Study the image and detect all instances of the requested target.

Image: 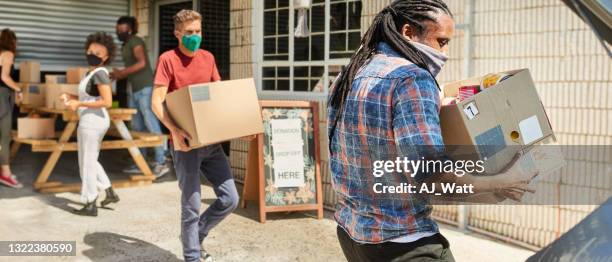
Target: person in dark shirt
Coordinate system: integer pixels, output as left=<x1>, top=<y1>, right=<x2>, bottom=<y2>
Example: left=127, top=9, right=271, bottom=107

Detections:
left=111, top=16, right=169, bottom=178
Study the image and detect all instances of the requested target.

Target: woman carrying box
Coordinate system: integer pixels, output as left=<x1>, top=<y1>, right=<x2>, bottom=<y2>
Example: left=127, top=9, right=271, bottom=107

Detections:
left=64, top=32, right=120, bottom=216
left=0, top=28, right=23, bottom=189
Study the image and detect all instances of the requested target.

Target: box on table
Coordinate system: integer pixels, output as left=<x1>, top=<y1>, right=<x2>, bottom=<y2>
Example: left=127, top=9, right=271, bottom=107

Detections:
left=17, top=83, right=46, bottom=108
left=66, top=67, right=89, bottom=84
left=45, top=84, right=78, bottom=110
left=440, top=69, right=561, bottom=174
left=19, top=61, right=40, bottom=83
left=45, top=74, right=67, bottom=84
left=18, top=117, right=55, bottom=139
left=165, top=78, right=264, bottom=150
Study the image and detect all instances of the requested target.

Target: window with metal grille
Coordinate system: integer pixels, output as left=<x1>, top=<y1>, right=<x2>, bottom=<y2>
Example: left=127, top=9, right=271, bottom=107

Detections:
left=200, top=0, right=230, bottom=80
left=258, top=0, right=362, bottom=96
left=158, top=1, right=193, bottom=56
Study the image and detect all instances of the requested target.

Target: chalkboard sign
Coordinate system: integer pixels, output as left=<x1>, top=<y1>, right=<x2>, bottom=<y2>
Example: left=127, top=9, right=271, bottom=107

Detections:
left=241, top=100, right=323, bottom=223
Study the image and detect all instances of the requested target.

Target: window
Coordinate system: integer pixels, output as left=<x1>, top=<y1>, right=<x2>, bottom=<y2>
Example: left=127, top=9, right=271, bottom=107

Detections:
left=258, top=0, right=362, bottom=95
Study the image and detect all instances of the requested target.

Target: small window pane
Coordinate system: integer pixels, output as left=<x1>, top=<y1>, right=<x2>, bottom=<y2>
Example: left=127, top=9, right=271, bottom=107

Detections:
left=330, top=2, right=347, bottom=31
left=263, top=67, right=276, bottom=78
left=348, top=2, right=362, bottom=30
left=311, top=6, right=325, bottom=33
left=278, top=0, right=289, bottom=8
left=264, top=0, right=276, bottom=9
left=277, top=80, right=290, bottom=91
left=311, top=66, right=324, bottom=77
left=263, top=80, right=276, bottom=90
left=294, top=37, right=309, bottom=61
left=294, top=67, right=309, bottom=77
left=278, top=67, right=290, bottom=78
left=330, top=33, right=346, bottom=52
left=278, top=36, right=289, bottom=53
left=278, top=9, right=289, bottom=34
left=349, top=32, right=361, bottom=50
left=294, top=80, right=309, bottom=92
left=264, top=11, right=277, bottom=36
left=264, top=38, right=276, bottom=54
left=311, top=35, right=324, bottom=60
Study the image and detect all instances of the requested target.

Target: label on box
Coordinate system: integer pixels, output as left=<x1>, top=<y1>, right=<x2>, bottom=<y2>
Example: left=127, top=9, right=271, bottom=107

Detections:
left=463, top=102, right=479, bottom=119
left=475, top=125, right=506, bottom=159
left=519, top=115, right=543, bottom=145
left=29, top=85, right=40, bottom=94
left=190, top=86, right=210, bottom=102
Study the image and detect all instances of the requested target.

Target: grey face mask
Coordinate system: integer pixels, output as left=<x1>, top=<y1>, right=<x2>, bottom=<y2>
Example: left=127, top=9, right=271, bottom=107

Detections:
left=410, top=41, right=448, bottom=77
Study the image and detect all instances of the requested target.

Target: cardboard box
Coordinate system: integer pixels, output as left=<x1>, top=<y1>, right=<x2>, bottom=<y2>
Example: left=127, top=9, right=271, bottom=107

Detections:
left=165, top=78, right=264, bottom=150
left=45, top=84, right=78, bottom=110
left=18, top=117, right=55, bottom=139
left=45, top=74, right=67, bottom=84
left=17, top=83, right=46, bottom=108
left=19, top=61, right=40, bottom=83
left=440, top=69, right=556, bottom=174
left=66, top=67, right=89, bottom=84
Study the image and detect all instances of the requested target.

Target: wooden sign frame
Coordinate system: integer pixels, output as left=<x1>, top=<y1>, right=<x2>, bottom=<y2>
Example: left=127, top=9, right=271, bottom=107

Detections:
left=241, top=100, right=323, bottom=223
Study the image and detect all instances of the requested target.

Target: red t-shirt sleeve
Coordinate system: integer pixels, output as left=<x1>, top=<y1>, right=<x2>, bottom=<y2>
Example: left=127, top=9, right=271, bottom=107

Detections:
left=210, top=54, right=221, bottom=81
left=154, top=55, right=173, bottom=87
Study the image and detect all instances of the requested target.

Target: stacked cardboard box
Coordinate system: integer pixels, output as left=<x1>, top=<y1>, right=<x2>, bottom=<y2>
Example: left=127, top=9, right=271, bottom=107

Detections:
left=18, top=117, right=55, bottom=139
left=19, top=61, right=40, bottom=83
left=66, top=67, right=89, bottom=84
left=17, top=83, right=46, bottom=108
left=45, top=74, right=67, bottom=84
left=440, top=69, right=564, bottom=175
left=45, top=84, right=78, bottom=110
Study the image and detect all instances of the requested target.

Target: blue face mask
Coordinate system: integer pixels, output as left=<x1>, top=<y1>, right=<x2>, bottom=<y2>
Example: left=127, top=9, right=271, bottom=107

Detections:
left=181, top=34, right=202, bottom=52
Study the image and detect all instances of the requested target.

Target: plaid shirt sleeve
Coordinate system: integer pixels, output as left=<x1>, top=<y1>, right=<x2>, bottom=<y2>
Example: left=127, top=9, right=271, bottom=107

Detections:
left=392, top=69, right=447, bottom=182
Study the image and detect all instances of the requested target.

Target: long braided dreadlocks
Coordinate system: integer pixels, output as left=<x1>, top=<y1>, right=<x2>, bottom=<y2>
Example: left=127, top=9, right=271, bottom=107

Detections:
left=327, top=0, right=452, bottom=150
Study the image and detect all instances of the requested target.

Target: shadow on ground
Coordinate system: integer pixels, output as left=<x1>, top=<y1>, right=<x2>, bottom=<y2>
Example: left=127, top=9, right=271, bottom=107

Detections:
left=0, top=145, right=178, bottom=200
left=202, top=185, right=336, bottom=223
left=82, top=232, right=181, bottom=262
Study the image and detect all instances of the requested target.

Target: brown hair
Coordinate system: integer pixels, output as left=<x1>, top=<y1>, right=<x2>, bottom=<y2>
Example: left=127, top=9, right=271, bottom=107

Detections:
left=0, top=28, right=17, bottom=54
left=173, top=9, right=202, bottom=31
left=84, top=32, right=116, bottom=65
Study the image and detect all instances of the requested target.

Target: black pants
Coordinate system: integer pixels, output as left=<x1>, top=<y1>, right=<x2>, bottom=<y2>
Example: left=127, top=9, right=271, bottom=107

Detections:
left=337, top=227, right=455, bottom=262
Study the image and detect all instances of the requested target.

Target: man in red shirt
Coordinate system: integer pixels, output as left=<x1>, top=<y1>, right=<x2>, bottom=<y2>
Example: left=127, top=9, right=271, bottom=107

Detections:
left=151, top=9, right=238, bottom=262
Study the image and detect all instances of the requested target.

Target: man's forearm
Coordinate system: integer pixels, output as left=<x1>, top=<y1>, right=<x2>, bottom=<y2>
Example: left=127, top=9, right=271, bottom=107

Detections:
left=152, top=100, right=178, bottom=132
left=122, top=61, right=146, bottom=76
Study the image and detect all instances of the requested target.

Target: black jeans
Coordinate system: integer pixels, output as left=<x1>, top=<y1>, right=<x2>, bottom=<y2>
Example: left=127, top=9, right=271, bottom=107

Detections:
left=337, top=226, right=455, bottom=262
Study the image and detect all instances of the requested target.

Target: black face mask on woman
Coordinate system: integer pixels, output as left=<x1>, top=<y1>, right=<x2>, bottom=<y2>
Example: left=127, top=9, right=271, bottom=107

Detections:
left=86, top=54, right=103, bottom=66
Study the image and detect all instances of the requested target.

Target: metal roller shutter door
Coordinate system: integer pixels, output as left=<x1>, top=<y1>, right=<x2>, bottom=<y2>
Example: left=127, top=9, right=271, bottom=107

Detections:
left=0, top=0, right=128, bottom=71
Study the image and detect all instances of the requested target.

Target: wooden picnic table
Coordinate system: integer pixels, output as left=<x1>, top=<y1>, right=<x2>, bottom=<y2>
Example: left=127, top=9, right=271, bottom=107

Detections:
left=11, top=106, right=167, bottom=193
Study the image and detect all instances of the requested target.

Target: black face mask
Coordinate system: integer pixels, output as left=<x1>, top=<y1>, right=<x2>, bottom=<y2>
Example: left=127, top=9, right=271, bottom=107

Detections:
left=117, top=32, right=130, bottom=42
left=86, top=54, right=103, bottom=66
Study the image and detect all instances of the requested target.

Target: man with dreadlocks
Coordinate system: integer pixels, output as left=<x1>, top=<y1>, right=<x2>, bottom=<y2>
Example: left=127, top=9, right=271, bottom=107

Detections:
left=327, top=1, right=536, bottom=261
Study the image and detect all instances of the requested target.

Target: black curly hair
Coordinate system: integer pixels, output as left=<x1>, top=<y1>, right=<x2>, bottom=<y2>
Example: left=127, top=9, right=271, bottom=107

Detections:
left=84, top=32, right=116, bottom=65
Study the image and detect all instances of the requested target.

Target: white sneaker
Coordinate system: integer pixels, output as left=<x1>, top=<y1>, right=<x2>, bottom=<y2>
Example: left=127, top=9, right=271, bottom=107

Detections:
left=200, top=248, right=213, bottom=262
left=153, top=164, right=170, bottom=178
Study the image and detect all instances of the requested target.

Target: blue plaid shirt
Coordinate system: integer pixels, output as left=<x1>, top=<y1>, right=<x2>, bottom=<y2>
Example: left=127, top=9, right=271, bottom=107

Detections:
left=328, top=42, right=445, bottom=243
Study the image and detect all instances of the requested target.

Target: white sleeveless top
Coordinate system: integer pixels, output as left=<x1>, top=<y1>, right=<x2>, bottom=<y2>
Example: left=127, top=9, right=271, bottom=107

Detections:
left=77, top=67, right=110, bottom=129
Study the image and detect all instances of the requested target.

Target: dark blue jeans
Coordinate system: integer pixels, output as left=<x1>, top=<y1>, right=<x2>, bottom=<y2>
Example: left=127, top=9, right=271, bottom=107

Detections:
left=172, top=144, right=239, bottom=262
